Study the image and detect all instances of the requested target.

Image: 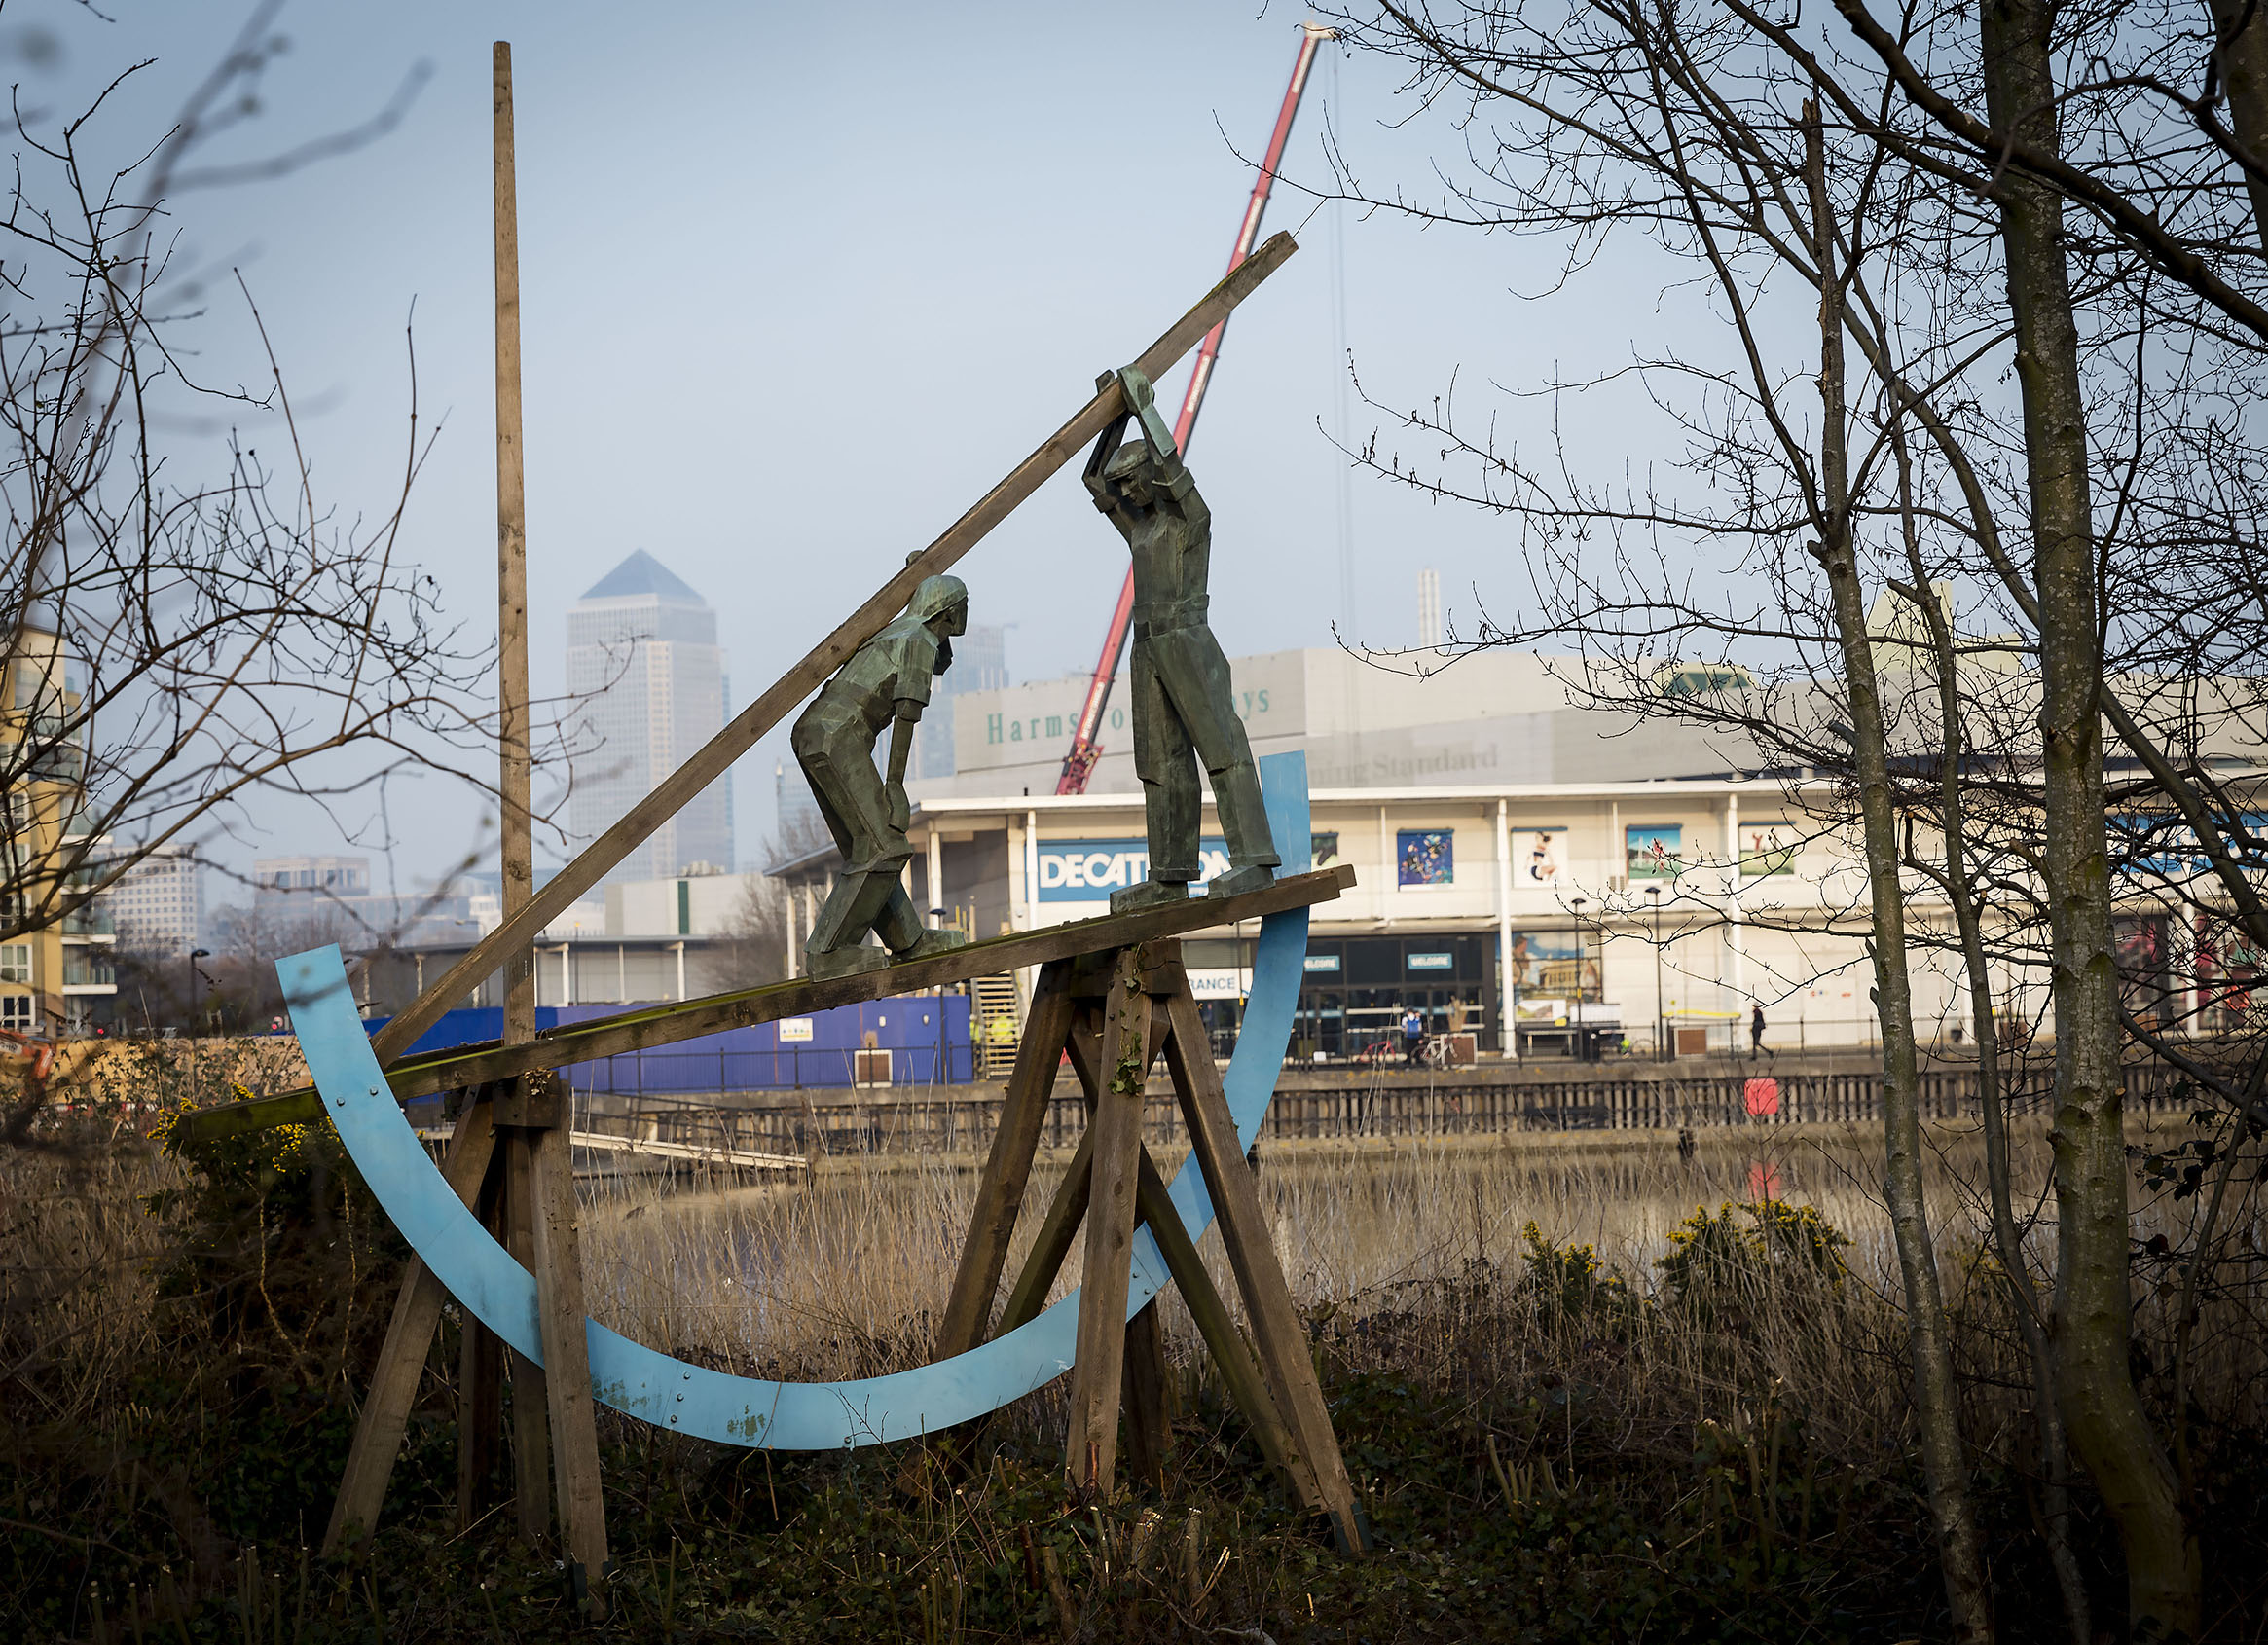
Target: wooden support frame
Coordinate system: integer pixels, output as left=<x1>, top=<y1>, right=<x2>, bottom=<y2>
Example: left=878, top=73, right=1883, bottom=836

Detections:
left=527, top=1109, right=608, bottom=1597
left=502, top=1127, right=550, bottom=1546
left=922, top=938, right=1362, bottom=1536
left=456, top=1163, right=503, bottom=1532
left=933, top=961, right=1078, bottom=1361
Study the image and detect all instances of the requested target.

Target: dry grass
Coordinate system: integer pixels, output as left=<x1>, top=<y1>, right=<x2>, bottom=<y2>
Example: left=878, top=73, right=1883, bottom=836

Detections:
left=0, top=1142, right=181, bottom=1425
left=5, top=1096, right=2266, bottom=1641
left=574, top=1110, right=2267, bottom=1458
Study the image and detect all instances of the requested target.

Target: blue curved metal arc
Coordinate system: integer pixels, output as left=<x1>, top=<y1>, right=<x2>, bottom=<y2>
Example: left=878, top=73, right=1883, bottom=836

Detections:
left=288, top=751, right=1310, bottom=1448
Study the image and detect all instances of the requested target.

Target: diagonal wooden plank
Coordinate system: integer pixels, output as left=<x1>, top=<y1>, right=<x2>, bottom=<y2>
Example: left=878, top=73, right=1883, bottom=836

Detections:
left=180, top=864, right=1352, bottom=1146
left=368, top=232, right=1299, bottom=1068
left=994, top=1127, right=1094, bottom=1340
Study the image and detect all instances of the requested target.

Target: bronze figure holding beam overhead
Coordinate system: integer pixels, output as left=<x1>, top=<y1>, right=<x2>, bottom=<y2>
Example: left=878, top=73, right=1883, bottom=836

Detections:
left=1083, top=364, right=1278, bottom=913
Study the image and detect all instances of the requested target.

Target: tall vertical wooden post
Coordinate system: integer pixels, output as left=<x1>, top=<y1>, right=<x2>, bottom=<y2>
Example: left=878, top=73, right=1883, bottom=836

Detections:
left=490, top=38, right=551, bottom=1551
left=494, top=40, right=610, bottom=1608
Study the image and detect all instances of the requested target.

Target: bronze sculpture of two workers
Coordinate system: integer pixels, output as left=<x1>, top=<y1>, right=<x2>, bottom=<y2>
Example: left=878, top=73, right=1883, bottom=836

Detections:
left=794, top=363, right=1275, bottom=973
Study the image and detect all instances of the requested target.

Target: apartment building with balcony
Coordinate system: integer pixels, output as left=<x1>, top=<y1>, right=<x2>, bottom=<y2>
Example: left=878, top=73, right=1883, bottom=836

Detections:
left=1, top=629, right=115, bottom=1035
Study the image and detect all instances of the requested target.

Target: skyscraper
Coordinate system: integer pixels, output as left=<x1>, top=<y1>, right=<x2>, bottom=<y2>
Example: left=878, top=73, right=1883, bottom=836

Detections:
left=566, top=551, right=733, bottom=885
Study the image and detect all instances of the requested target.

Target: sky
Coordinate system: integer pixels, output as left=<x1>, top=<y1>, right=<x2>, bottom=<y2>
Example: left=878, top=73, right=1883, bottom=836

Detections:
left=18, top=2, right=1684, bottom=902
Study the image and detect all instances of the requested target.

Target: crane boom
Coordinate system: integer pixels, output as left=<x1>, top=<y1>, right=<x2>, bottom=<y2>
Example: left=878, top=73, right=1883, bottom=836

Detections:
left=1054, top=23, right=1333, bottom=796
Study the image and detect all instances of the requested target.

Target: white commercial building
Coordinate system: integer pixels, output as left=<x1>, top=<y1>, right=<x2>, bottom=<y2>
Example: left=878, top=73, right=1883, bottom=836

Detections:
left=567, top=551, right=733, bottom=885
left=751, top=643, right=2169, bottom=1060
left=98, top=843, right=202, bottom=955
left=886, top=779, right=1904, bottom=1060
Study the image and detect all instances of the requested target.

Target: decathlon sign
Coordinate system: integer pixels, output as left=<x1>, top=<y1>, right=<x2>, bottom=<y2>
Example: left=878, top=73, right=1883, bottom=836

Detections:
left=1037, top=836, right=1232, bottom=902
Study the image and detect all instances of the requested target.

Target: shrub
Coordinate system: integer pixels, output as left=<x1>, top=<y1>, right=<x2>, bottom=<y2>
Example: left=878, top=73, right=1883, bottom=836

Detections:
left=1656, top=1199, right=1849, bottom=1321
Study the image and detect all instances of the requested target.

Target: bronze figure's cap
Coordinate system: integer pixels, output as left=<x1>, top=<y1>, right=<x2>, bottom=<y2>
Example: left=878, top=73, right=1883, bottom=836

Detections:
left=909, top=574, right=969, bottom=633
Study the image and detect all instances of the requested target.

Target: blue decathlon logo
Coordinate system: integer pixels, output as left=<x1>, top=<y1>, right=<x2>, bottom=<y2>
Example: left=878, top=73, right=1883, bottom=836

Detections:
left=1037, top=836, right=1232, bottom=902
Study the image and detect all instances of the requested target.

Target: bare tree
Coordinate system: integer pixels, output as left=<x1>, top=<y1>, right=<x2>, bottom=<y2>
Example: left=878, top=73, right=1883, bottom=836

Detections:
left=1322, top=0, right=2268, bottom=1632
left=0, top=9, right=493, bottom=961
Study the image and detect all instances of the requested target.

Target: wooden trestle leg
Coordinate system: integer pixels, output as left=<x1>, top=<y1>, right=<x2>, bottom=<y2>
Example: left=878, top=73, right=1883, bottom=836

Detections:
left=1129, top=1148, right=1314, bottom=1505
left=457, top=1164, right=504, bottom=1532
left=1063, top=948, right=1151, bottom=1490
left=324, top=1095, right=497, bottom=1554
left=933, top=962, right=1078, bottom=1361
left=518, top=1077, right=610, bottom=1612
left=502, top=1128, right=550, bottom=1547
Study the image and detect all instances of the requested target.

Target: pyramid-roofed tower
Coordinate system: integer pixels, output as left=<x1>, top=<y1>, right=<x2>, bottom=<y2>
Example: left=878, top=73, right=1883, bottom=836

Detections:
left=565, top=552, right=734, bottom=885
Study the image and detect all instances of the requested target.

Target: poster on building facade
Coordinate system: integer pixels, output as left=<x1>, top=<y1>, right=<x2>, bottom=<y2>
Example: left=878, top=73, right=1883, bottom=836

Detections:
left=1397, top=828, right=1455, bottom=887
left=1626, top=823, right=1682, bottom=879
left=1512, top=828, right=1568, bottom=887
left=1504, top=929, right=1591, bottom=993
left=1738, top=822, right=1799, bottom=876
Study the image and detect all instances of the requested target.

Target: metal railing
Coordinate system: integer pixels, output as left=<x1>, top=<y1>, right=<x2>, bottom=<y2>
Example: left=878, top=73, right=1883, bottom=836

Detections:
left=566, top=1055, right=2203, bottom=1160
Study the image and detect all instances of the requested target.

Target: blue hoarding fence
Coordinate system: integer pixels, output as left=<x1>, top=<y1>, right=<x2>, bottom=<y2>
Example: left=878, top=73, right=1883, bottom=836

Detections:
left=359, top=993, right=975, bottom=1094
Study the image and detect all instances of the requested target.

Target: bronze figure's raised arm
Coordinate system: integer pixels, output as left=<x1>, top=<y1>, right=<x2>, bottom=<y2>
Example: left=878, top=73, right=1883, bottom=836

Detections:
left=791, top=567, right=972, bottom=978
left=1083, top=364, right=1278, bottom=913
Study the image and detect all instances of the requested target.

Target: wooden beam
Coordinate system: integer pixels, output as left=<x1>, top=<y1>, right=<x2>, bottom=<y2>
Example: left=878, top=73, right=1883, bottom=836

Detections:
left=1064, top=949, right=1152, bottom=1491
left=1122, top=1302, right=1169, bottom=1493
left=1162, top=988, right=1369, bottom=1551
left=323, top=1096, right=496, bottom=1554
left=182, top=865, right=1351, bottom=1145
left=933, top=961, right=1076, bottom=1360
left=368, top=231, right=1300, bottom=1067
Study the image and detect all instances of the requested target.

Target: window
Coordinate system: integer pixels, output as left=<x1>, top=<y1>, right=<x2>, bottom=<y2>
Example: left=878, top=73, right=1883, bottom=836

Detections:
left=63, top=955, right=113, bottom=989
left=1, top=995, right=30, bottom=1030
left=1310, top=832, right=1341, bottom=869
left=0, top=943, right=28, bottom=983
left=1396, top=829, right=1455, bottom=888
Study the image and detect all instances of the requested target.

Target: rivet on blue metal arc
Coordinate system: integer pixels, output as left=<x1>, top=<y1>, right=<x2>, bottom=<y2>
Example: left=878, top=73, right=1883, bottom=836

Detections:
left=283, top=752, right=1315, bottom=1449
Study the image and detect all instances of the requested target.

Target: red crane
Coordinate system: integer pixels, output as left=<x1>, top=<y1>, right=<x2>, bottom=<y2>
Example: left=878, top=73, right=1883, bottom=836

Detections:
left=1054, top=22, right=1334, bottom=795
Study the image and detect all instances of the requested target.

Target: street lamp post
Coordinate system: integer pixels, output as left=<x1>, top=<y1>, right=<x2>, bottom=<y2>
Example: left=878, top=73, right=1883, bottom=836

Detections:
left=1645, top=885, right=1665, bottom=1060
left=188, top=948, right=211, bottom=1034
left=1569, top=896, right=1588, bottom=1061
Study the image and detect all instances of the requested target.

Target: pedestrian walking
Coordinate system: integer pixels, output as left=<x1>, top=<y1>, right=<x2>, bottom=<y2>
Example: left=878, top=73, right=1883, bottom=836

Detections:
left=1750, top=1002, right=1773, bottom=1062
left=1401, top=1005, right=1426, bottom=1067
